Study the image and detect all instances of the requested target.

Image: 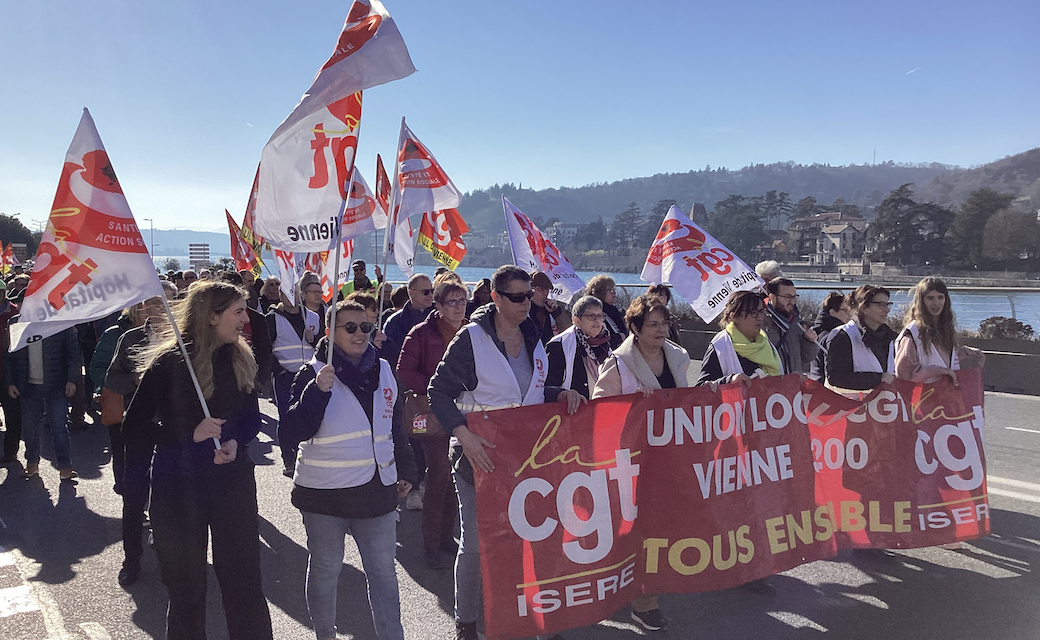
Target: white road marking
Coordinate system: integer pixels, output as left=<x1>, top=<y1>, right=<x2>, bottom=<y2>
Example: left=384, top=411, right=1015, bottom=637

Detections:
left=988, top=475, right=1040, bottom=492
left=80, top=621, right=113, bottom=639
left=0, top=585, right=40, bottom=618
left=0, top=545, right=73, bottom=639
left=988, top=487, right=1040, bottom=504
left=1005, top=426, right=1040, bottom=434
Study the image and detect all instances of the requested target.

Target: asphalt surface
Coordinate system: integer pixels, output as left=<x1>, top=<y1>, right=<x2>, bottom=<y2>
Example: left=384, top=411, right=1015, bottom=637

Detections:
left=0, top=392, right=1037, bottom=640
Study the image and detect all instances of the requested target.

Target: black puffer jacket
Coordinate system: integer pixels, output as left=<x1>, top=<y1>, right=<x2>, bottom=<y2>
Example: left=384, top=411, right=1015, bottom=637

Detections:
left=809, top=312, right=846, bottom=383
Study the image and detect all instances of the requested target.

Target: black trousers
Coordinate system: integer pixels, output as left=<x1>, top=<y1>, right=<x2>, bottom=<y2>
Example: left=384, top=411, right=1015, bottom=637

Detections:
left=1, top=392, right=21, bottom=459
left=150, top=466, right=272, bottom=640
left=112, top=421, right=152, bottom=567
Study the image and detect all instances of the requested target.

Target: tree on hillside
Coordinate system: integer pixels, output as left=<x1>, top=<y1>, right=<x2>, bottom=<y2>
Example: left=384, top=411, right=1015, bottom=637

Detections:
left=709, top=195, right=768, bottom=259
left=763, top=191, right=793, bottom=230
left=609, top=202, right=643, bottom=255
left=794, top=196, right=821, bottom=219
left=829, top=197, right=862, bottom=218
left=982, top=210, right=1040, bottom=267
left=945, top=188, right=1016, bottom=268
left=0, top=213, right=38, bottom=255
left=163, top=257, right=181, bottom=271
left=569, top=217, right=607, bottom=252
left=640, top=199, right=677, bottom=249
left=867, top=184, right=954, bottom=266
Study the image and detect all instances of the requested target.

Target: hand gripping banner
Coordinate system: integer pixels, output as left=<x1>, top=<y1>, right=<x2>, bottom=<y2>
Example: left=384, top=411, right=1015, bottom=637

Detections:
left=469, top=369, right=989, bottom=639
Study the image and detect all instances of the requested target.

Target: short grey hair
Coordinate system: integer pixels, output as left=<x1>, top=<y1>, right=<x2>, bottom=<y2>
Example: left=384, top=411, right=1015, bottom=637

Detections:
left=572, top=295, right=603, bottom=318
left=755, top=260, right=782, bottom=281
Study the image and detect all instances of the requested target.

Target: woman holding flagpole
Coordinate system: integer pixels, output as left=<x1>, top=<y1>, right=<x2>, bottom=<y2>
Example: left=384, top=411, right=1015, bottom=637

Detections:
left=124, top=281, right=272, bottom=640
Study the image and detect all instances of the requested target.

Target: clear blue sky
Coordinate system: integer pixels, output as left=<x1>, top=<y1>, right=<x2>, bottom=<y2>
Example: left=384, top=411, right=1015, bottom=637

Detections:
left=1, top=0, right=1037, bottom=232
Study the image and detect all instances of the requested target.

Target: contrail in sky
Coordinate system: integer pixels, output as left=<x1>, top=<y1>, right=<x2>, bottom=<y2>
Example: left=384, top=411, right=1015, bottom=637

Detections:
left=905, top=66, right=923, bottom=75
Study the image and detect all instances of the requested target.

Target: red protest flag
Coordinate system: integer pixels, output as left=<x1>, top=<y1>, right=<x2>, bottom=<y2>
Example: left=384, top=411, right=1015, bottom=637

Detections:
left=226, top=209, right=262, bottom=278
left=417, top=208, right=468, bottom=270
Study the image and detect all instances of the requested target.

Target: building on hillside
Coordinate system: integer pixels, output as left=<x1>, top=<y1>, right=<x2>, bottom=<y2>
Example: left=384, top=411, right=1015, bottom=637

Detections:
left=548, top=222, right=579, bottom=246
left=814, top=222, right=867, bottom=265
left=786, top=211, right=866, bottom=260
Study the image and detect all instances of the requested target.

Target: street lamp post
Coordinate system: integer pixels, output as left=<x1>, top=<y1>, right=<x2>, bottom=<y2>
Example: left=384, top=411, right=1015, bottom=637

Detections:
left=143, top=218, right=154, bottom=257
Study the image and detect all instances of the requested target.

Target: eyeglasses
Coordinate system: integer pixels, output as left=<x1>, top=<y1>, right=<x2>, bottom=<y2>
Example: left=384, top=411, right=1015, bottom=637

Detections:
left=871, top=301, right=894, bottom=308
left=336, top=321, right=375, bottom=334
left=412, top=288, right=433, bottom=296
left=439, top=298, right=466, bottom=308
left=580, top=313, right=605, bottom=321
left=604, top=288, right=616, bottom=295
left=496, top=290, right=534, bottom=303
left=742, top=308, right=766, bottom=318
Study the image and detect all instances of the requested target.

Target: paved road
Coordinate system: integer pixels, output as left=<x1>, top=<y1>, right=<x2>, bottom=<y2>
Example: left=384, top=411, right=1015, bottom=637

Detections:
left=0, top=393, right=1037, bottom=640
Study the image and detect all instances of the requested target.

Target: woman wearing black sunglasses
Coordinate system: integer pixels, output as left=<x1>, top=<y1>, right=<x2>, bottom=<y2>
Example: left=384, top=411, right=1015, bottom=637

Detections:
left=281, top=300, right=417, bottom=640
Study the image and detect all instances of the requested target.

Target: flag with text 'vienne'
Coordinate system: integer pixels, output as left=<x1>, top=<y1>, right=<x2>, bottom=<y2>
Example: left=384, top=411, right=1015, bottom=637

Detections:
left=9, top=109, right=164, bottom=352
left=255, top=0, right=415, bottom=253
left=225, top=209, right=263, bottom=278
left=641, top=205, right=763, bottom=323
left=502, top=197, right=585, bottom=302
left=417, top=209, right=468, bottom=270
left=386, top=119, right=462, bottom=277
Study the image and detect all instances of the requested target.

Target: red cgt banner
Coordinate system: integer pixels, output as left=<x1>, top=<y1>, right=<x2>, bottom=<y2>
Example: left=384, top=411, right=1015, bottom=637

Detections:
left=469, top=369, right=989, bottom=639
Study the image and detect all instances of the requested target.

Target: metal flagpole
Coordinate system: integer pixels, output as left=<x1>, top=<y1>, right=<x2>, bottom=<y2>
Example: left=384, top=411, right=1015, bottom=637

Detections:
left=158, top=291, right=220, bottom=449
left=327, top=190, right=348, bottom=365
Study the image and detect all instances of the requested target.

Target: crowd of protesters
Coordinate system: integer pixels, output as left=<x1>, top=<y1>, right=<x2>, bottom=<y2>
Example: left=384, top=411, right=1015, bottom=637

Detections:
left=0, top=256, right=986, bottom=640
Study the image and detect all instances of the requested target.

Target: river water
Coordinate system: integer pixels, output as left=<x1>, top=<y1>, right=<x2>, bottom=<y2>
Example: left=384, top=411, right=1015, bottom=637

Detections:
left=380, top=265, right=1040, bottom=333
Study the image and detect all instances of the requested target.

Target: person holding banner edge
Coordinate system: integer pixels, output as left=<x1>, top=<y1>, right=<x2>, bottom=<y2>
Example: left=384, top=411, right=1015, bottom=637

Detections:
left=591, top=294, right=696, bottom=632
left=825, top=284, right=898, bottom=396
left=546, top=295, right=613, bottom=399
left=895, top=276, right=984, bottom=383
left=428, top=265, right=584, bottom=640
left=123, top=280, right=272, bottom=640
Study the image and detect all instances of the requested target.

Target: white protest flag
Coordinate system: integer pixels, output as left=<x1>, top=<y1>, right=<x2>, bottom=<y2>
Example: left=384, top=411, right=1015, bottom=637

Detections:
left=384, top=120, right=462, bottom=278
left=275, top=249, right=302, bottom=303
left=392, top=119, right=462, bottom=222
left=255, top=0, right=415, bottom=253
left=388, top=212, right=417, bottom=278
left=341, top=166, right=388, bottom=241
left=9, top=109, right=165, bottom=352
left=641, top=205, right=764, bottom=322
left=502, top=197, right=585, bottom=302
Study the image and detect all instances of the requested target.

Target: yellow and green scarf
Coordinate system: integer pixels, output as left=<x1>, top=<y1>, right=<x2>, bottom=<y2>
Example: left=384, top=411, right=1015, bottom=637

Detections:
left=726, top=322, right=782, bottom=377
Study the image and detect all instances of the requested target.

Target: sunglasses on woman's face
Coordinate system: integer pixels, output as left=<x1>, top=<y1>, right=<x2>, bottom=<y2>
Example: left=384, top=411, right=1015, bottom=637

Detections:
left=496, top=290, right=535, bottom=304
left=336, top=321, right=375, bottom=334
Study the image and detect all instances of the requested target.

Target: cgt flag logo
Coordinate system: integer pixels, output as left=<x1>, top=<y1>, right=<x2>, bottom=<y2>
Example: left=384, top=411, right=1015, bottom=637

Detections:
left=255, top=0, right=415, bottom=253
left=9, top=108, right=164, bottom=352
left=641, top=205, right=763, bottom=322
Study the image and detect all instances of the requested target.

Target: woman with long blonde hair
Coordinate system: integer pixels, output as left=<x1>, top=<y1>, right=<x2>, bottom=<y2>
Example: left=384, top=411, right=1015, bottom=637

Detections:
left=124, top=281, right=272, bottom=640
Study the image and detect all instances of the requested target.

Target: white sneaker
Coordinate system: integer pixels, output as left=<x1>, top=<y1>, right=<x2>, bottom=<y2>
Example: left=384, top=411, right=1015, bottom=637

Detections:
left=405, top=490, right=423, bottom=510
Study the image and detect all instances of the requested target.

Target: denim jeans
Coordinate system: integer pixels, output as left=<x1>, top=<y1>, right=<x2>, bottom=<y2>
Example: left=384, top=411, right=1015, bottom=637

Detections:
left=453, top=472, right=482, bottom=625
left=20, top=385, right=71, bottom=469
left=302, top=509, right=403, bottom=640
